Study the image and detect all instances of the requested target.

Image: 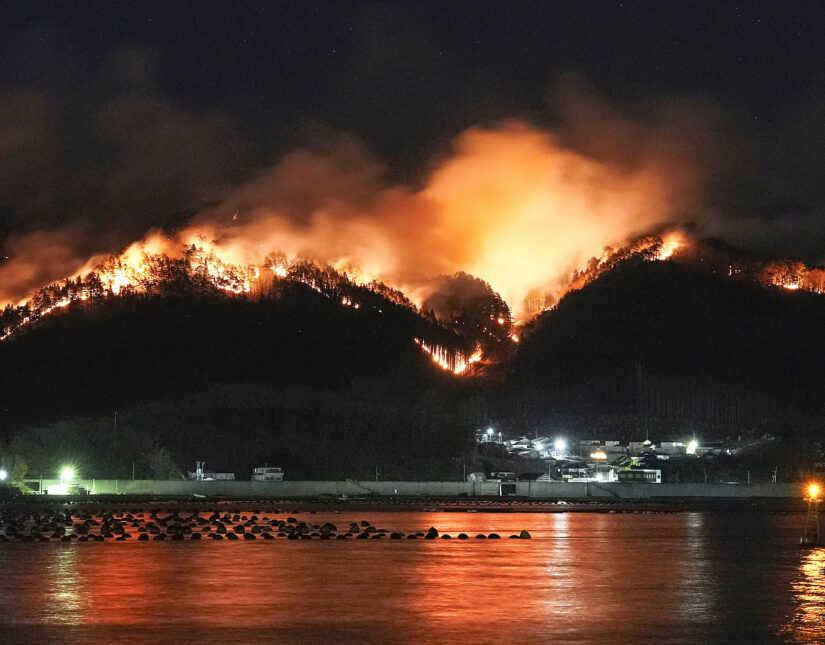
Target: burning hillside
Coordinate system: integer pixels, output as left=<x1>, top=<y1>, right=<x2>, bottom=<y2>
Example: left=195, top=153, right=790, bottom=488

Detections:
left=3, top=223, right=824, bottom=379
left=532, top=229, right=825, bottom=316
left=0, top=234, right=484, bottom=376
left=0, top=111, right=710, bottom=317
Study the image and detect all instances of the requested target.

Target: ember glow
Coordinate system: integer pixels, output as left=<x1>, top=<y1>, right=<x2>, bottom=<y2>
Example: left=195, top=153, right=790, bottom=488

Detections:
left=0, top=231, right=485, bottom=375
left=656, top=231, right=687, bottom=261
left=4, top=214, right=823, bottom=378
left=545, top=232, right=691, bottom=310
left=414, top=339, right=476, bottom=375
left=759, top=261, right=825, bottom=294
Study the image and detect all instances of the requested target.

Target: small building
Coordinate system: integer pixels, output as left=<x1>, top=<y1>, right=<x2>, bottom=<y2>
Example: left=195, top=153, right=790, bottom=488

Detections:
left=617, top=469, right=662, bottom=484
left=476, top=428, right=504, bottom=445
left=629, top=440, right=654, bottom=455
left=561, top=466, right=589, bottom=481
left=46, top=483, right=89, bottom=495
left=580, top=440, right=628, bottom=459
left=185, top=471, right=235, bottom=481
left=187, top=462, right=235, bottom=481
left=695, top=442, right=730, bottom=457
left=592, top=462, right=618, bottom=482
left=252, top=466, right=284, bottom=482
left=659, top=441, right=686, bottom=455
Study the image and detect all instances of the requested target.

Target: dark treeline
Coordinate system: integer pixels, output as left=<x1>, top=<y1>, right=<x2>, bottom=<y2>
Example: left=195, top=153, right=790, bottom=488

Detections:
left=509, top=258, right=825, bottom=432
left=0, top=274, right=483, bottom=480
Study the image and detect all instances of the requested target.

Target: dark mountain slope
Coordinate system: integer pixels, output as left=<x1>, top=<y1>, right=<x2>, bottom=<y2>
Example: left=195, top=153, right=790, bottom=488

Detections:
left=512, top=258, right=825, bottom=426
left=0, top=283, right=466, bottom=431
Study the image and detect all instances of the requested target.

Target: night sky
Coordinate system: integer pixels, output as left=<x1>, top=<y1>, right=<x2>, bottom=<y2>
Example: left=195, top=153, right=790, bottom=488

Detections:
left=2, top=1, right=825, bottom=258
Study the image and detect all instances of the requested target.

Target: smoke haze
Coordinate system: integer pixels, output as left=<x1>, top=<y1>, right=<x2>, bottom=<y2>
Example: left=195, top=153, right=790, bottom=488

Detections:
left=0, top=69, right=815, bottom=316
left=0, top=82, right=717, bottom=314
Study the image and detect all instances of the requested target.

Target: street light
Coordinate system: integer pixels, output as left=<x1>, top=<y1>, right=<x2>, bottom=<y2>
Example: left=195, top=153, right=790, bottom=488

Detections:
left=60, top=466, right=75, bottom=484
left=801, top=481, right=822, bottom=546
left=0, top=469, right=7, bottom=481
left=554, top=438, right=567, bottom=454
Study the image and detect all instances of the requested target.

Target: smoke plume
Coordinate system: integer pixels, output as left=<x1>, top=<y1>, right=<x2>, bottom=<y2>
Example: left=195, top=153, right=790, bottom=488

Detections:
left=1, top=84, right=713, bottom=314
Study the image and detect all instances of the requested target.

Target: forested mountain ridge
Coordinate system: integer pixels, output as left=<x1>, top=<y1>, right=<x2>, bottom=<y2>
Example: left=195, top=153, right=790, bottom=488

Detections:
left=512, top=258, right=825, bottom=428
left=2, top=250, right=824, bottom=480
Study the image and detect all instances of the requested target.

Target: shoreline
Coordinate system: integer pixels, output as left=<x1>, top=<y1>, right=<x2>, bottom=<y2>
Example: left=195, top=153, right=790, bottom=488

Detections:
left=0, top=495, right=809, bottom=514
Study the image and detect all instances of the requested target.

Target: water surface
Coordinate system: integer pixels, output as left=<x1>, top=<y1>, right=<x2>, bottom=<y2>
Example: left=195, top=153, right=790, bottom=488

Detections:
left=0, top=510, right=821, bottom=643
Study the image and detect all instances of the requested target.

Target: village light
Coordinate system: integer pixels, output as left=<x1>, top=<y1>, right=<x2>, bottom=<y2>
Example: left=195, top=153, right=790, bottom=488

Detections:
left=60, top=466, right=75, bottom=483
left=809, top=482, right=822, bottom=500
left=686, top=439, right=698, bottom=455
left=487, top=428, right=494, bottom=436
left=0, top=469, right=7, bottom=481
left=554, top=438, right=567, bottom=453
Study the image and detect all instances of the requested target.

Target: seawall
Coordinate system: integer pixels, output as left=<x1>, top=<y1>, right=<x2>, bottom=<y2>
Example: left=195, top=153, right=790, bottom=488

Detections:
left=24, top=479, right=805, bottom=499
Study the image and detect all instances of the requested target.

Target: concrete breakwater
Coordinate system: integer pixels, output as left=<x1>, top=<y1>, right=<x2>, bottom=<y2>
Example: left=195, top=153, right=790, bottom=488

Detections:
left=23, top=479, right=804, bottom=499
left=0, top=509, right=533, bottom=543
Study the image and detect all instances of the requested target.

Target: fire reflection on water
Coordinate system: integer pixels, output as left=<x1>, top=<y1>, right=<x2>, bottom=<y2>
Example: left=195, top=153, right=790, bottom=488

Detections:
left=0, top=512, right=815, bottom=642
left=539, top=513, right=584, bottom=618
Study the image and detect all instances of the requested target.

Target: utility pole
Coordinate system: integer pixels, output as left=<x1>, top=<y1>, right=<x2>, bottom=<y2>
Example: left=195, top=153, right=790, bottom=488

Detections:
left=113, top=411, right=118, bottom=443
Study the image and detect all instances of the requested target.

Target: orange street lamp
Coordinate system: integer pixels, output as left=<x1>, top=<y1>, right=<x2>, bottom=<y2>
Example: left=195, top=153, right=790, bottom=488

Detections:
left=801, top=481, right=822, bottom=546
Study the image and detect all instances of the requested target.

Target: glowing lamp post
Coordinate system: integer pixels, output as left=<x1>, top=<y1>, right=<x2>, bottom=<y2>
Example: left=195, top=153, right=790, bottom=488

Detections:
left=0, top=469, right=7, bottom=482
left=60, top=467, right=75, bottom=485
left=801, top=482, right=822, bottom=547
left=552, top=438, right=567, bottom=457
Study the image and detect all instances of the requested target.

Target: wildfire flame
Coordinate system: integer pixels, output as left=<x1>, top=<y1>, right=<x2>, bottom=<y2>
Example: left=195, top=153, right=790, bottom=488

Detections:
left=414, top=338, right=478, bottom=375
left=758, top=260, right=825, bottom=294
left=4, top=220, right=825, bottom=378
left=0, top=118, right=706, bottom=320
left=0, top=232, right=483, bottom=376
left=656, top=231, right=686, bottom=261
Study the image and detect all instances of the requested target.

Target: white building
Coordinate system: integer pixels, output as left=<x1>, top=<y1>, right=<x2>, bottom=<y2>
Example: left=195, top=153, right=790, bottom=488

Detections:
left=252, top=466, right=284, bottom=481
left=187, top=461, right=235, bottom=481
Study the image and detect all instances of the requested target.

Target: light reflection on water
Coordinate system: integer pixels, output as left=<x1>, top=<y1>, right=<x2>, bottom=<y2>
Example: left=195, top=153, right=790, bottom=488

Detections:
left=783, top=547, right=825, bottom=642
left=45, top=546, right=89, bottom=624
left=0, top=511, right=819, bottom=643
